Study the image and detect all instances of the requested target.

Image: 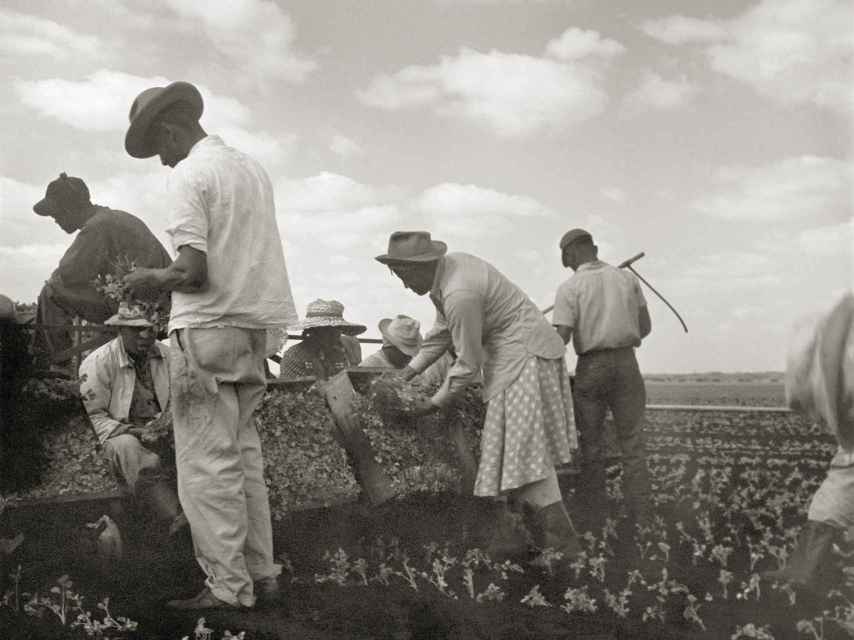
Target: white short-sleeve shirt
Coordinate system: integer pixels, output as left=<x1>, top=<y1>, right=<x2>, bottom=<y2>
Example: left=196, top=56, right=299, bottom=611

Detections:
left=553, top=260, right=647, bottom=355
left=165, top=135, right=298, bottom=332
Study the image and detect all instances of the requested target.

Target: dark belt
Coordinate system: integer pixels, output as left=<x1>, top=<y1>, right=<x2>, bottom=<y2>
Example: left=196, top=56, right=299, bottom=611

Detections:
left=578, top=345, right=635, bottom=357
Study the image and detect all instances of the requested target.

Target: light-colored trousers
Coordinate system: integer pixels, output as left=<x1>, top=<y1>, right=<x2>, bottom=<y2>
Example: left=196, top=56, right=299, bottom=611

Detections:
left=103, top=434, right=163, bottom=493
left=170, top=327, right=280, bottom=607
left=809, top=447, right=854, bottom=529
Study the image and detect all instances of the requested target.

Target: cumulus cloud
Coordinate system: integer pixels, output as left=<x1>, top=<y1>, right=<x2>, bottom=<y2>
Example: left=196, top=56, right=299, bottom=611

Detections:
left=329, top=134, right=363, bottom=159
left=641, top=15, right=727, bottom=44
left=357, top=44, right=615, bottom=137
left=0, top=9, right=102, bottom=59
left=695, top=155, right=853, bottom=222
left=0, top=176, right=68, bottom=248
left=274, top=173, right=406, bottom=255
left=277, top=172, right=402, bottom=213
left=414, top=183, right=555, bottom=219
left=545, top=27, right=625, bottom=61
left=14, top=69, right=289, bottom=166
left=623, top=71, right=698, bottom=113
left=642, top=0, right=854, bottom=113
left=164, top=0, right=316, bottom=85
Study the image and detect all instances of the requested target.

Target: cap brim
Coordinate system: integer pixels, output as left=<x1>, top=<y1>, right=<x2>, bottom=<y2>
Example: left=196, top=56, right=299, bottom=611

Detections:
left=33, top=196, right=60, bottom=217
left=375, top=240, right=447, bottom=265
left=104, top=317, right=153, bottom=327
left=125, top=82, right=203, bottom=159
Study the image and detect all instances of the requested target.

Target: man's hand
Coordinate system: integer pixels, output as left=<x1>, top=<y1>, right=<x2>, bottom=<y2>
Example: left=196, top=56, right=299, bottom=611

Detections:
left=123, top=246, right=208, bottom=294
left=108, top=423, right=131, bottom=439
left=399, top=365, right=418, bottom=382
left=126, top=426, right=147, bottom=440
left=409, top=397, right=439, bottom=417
left=124, top=267, right=161, bottom=291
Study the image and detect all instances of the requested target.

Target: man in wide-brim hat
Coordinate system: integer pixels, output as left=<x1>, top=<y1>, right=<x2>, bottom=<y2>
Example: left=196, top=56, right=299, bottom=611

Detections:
left=377, top=231, right=582, bottom=563
left=121, top=80, right=298, bottom=611
left=79, top=302, right=187, bottom=543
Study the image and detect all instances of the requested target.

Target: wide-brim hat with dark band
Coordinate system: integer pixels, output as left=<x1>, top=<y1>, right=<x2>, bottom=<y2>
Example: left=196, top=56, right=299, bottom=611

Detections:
left=379, top=315, right=422, bottom=357
left=104, top=302, right=155, bottom=328
left=559, top=228, right=593, bottom=251
left=33, top=172, right=90, bottom=217
left=125, top=81, right=204, bottom=159
left=294, top=299, right=367, bottom=336
left=375, top=231, right=447, bottom=265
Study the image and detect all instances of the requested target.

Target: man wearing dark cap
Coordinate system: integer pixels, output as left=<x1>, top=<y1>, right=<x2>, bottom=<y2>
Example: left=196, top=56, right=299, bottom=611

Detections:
left=122, top=81, right=298, bottom=610
left=32, top=173, right=171, bottom=368
left=553, top=228, right=653, bottom=529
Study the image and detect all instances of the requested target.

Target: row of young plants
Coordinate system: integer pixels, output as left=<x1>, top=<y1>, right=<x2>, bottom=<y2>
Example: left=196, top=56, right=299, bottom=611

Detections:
left=293, top=411, right=854, bottom=639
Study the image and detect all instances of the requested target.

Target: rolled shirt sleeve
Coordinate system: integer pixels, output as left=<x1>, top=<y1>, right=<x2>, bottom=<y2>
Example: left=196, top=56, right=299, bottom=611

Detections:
left=429, top=289, right=484, bottom=408
left=552, top=280, right=576, bottom=329
left=165, top=169, right=209, bottom=253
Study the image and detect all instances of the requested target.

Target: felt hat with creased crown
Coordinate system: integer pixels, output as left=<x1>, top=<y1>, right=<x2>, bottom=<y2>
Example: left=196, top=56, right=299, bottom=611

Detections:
left=295, top=299, right=366, bottom=336
left=125, top=81, right=203, bottom=159
left=375, top=231, right=447, bottom=266
left=378, top=315, right=422, bottom=356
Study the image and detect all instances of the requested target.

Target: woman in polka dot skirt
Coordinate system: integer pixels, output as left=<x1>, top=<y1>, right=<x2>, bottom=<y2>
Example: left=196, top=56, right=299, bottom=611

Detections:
left=376, top=231, right=580, bottom=561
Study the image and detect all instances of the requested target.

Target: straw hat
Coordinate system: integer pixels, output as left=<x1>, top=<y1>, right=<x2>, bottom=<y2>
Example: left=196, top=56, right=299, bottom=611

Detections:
left=295, top=299, right=366, bottom=336
left=375, top=231, right=447, bottom=265
left=104, top=302, right=155, bottom=328
left=378, top=315, right=422, bottom=357
left=125, top=81, right=203, bottom=158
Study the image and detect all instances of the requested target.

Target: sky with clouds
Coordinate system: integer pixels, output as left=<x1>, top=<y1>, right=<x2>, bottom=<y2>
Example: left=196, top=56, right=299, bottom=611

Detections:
left=0, top=0, right=851, bottom=373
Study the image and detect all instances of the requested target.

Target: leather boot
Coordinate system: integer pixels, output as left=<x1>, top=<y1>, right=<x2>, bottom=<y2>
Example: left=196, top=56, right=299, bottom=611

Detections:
left=530, top=501, right=582, bottom=562
left=762, top=521, right=839, bottom=590
left=485, top=501, right=531, bottom=559
left=139, top=480, right=187, bottom=537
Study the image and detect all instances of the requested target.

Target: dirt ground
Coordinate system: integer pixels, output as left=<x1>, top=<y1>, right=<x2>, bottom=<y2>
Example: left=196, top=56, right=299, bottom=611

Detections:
left=1, top=477, right=812, bottom=640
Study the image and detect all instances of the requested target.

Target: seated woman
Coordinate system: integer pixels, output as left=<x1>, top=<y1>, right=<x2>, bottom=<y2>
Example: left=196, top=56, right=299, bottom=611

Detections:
left=278, top=299, right=363, bottom=381
left=78, top=303, right=186, bottom=538
left=276, top=299, right=396, bottom=503
left=361, top=314, right=454, bottom=387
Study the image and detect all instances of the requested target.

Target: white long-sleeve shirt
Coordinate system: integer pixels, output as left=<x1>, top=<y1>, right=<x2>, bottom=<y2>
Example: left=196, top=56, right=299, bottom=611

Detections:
left=79, top=337, right=170, bottom=444
left=409, top=253, right=565, bottom=407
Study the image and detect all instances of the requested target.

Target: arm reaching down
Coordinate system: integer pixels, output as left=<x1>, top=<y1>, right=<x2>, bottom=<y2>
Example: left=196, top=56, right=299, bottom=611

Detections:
left=124, top=245, right=207, bottom=294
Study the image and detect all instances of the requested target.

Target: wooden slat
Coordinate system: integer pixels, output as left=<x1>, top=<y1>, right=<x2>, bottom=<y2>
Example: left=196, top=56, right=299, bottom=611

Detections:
left=646, top=404, right=791, bottom=413
left=51, top=332, right=114, bottom=363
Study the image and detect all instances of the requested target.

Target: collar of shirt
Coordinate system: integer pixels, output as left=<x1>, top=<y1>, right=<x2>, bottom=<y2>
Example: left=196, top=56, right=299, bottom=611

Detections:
left=577, top=259, right=607, bottom=273
left=429, top=256, right=447, bottom=312
left=187, top=134, right=220, bottom=159
left=116, top=338, right=163, bottom=369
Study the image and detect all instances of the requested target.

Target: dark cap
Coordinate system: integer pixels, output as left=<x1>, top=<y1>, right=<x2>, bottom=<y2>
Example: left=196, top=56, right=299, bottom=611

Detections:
left=559, top=228, right=593, bottom=251
left=33, top=172, right=90, bottom=217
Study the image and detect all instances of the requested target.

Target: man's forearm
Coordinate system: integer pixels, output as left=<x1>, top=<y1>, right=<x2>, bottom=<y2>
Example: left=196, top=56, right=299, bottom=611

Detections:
left=126, top=245, right=207, bottom=294
left=129, top=262, right=205, bottom=293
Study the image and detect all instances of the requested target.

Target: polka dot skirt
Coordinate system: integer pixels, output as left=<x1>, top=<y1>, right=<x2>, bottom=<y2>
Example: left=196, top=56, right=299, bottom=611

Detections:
left=474, top=356, right=578, bottom=497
